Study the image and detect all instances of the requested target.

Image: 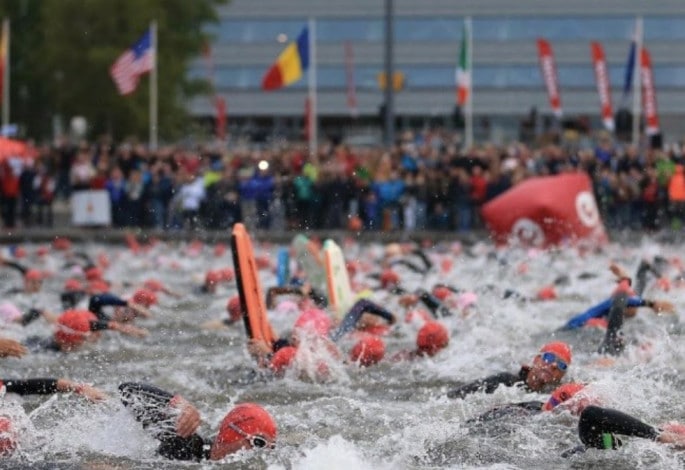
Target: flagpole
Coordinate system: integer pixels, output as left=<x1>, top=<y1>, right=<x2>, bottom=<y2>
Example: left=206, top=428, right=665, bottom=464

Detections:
left=308, top=17, right=317, bottom=164
left=150, top=20, right=158, bottom=151
left=631, top=16, right=642, bottom=148
left=2, top=19, right=10, bottom=131
left=464, top=16, right=473, bottom=149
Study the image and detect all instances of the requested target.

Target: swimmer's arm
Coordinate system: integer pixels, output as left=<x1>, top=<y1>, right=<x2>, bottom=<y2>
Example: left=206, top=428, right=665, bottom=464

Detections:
left=2, top=378, right=106, bottom=401
left=446, top=372, right=519, bottom=399
left=631, top=297, right=676, bottom=314
left=561, top=299, right=612, bottom=330
left=128, top=302, right=153, bottom=319
left=1, top=260, right=27, bottom=275
left=609, top=262, right=631, bottom=282
left=90, top=320, right=148, bottom=338
left=0, top=338, right=27, bottom=358
left=200, top=318, right=230, bottom=330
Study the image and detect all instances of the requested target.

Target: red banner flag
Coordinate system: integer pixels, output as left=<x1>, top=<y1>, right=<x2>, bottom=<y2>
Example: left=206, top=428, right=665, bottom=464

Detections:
left=590, top=42, right=614, bottom=131
left=536, top=39, right=562, bottom=117
left=215, top=96, right=226, bottom=140
left=640, top=48, right=660, bottom=136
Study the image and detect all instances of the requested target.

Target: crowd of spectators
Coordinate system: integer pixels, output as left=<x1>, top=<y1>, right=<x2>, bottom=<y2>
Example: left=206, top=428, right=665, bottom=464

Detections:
left=2, top=128, right=685, bottom=233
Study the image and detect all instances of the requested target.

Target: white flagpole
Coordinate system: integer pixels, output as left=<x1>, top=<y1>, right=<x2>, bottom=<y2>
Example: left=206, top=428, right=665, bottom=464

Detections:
left=308, top=17, right=317, bottom=163
left=150, top=20, right=158, bottom=151
left=2, top=19, right=10, bottom=131
left=464, top=17, right=473, bottom=149
left=631, top=16, right=642, bottom=148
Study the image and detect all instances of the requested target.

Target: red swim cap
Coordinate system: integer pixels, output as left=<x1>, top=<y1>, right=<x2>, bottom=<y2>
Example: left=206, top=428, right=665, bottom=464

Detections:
left=52, top=237, right=72, bottom=251
left=214, top=243, right=227, bottom=257
left=24, top=269, right=43, bottom=281
left=227, top=296, right=242, bottom=322
left=432, top=286, right=452, bottom=301
left=416, top=322, right=449, bottom=356
left=55, top=310, right=97, bottom=348
left=214, top=403, right=277, bottom=450
left=536, top=285, right=557, bottom=301
left=64, top=278, right=84, bottom=292
left=350, top=336, right=385, bottom=366
left=0, top=416, right=17, bottom=456
left=540, top=341, right=572, bottom=365
left=543, top=382, right=586, bottom=411
left=270, top=346, right=297, bottom=374
left=85, top=267, right=103, bottom=281
left=88, top=279, right=110, bottom=294
left=205, top=270, right=222, bottom=286
left=218, top=268, right=235, bottom=282
left=132, top=289, right=158, bottom=308
left=294, top=308, right=332, bottom=336
left=380, top=269, right=400, bottom=289
left=143, top=279, right=164, bottom=292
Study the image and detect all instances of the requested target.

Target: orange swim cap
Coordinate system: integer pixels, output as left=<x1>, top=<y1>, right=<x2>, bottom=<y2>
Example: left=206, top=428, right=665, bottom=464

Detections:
left=214, top=403, right=277, bottom=449
left=350, top=336, right=385, bottom=366
left=52, top=237, right=72, bottom=251
left=143, top=279, right=164, bottom=292
left=88, top=279, right=110, bottom=294
left=55, top=310, right=97, bottom=349
left=227, top=295, right=242, bottom=322
left=0, top=416, right=17, bottom=456
left=85, top=267, right=103, bottom=281
left=205, top=270, right=222, bottom=286
left=270, top=346, right=297, bottom=375
left=293, top=308, right=332, bottom=336
left=64, top=278, right=84, bottom=292
left=380, top=269, right=400, bottom=289
left=416, top=321, right=449, bottom=356
left=539, top=341, right=572, bottom=365
left=543, top=382, right=586, bottom=411
left=132, top=289, right=158, bottom=308
left=432, top=286, right=452, bottom=301
left=536, top=285, right=557, bottom=301
left=24, top=269, right=43, bottom=281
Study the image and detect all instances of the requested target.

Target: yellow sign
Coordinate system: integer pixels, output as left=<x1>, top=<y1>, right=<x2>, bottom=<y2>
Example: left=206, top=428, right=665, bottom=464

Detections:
left=377, top=71, right=405, bottom=91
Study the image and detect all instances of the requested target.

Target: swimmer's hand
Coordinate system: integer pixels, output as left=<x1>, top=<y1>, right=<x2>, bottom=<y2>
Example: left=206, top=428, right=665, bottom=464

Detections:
left=609, top=262, right=630, bottom=281
left=170, top=396, right=201, bottom=438
left=56, top=379, right=108, bottom=403
left=0, top=338, right=27, bottom=358
left=248, top=339, right=272, bottom=359
left=109, top=322, right=149, bottom=338
left=650, top=300, right=675, bottom=314
left=658, top=423, right=685, bottom=449
left=399, top=294, right=419, bottom=308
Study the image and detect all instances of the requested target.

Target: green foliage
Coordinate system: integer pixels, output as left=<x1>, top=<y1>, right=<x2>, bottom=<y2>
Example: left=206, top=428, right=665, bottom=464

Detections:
left=0, top=0, right=226, bottom=141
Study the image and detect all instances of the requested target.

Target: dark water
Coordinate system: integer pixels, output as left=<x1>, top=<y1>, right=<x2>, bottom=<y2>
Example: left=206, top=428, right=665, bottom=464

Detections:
left=1, top=239, right=685, bottom=469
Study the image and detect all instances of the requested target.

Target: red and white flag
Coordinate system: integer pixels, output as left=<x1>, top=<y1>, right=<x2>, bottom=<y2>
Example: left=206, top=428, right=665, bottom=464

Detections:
left=110, top=29, right=154, bottom=95
left=536, top=39, right=562, bottom=117
left=590, top=42, right=614, bottom=131
left=640, top=48, right=660, bottom=136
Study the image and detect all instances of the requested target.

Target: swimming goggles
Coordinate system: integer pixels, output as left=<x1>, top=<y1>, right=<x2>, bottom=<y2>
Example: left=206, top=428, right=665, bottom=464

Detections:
left=539, top=352, right=568, bottom=371
left=226, top=422, right=271, bottom=449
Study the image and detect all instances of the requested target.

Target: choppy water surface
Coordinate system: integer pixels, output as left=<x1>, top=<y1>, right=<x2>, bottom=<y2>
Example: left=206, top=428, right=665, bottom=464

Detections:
left=2, top=237, right=685, bottom=469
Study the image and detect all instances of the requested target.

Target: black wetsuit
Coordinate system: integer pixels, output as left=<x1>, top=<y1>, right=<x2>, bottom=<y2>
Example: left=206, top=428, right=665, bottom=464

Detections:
left=88, top=293, right=128, bottom=321
left=447, top=366, right=531, bottom=399
left=61, top=290, right=87, bottom=309
left=578, top=405, right=659, bottom=450
left=329, top=299, right=395, bottom=342
left=467, top=401, right=544, bottom=424
left=266, top=285, right=328, bottom=309
left=0, top=378, right=62, bottom=395
left=598, top=292, right=628, bottom=356
left=387, top=285, right=453, bottom=318
left=119, top=382, right=211, bottom=461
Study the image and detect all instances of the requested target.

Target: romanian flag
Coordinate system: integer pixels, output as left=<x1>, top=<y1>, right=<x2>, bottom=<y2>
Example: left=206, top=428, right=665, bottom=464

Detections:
left=262, top=27, right=309, bottom=91
left=455, top=20, right=470, bottom=106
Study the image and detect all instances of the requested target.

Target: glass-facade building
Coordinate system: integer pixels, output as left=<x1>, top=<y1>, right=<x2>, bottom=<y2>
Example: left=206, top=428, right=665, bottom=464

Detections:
left=187, top=0, right=685, bottom=140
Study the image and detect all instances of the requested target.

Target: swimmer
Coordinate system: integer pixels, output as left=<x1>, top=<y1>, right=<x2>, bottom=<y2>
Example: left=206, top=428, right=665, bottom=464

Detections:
left=201, top=295, right=242, bottom=330
left=24, top=309, right=148, bottom=353
left=119, top=382, right=276, bottom=461
left=446, top=341, right=572, bottom=399
left=563, top=405, right=685, bottom=456
left=87, top=292, right=152, bottom=322
left=1, top=377, right=106, bottom=402
left=389, top=321, right=450, bottom=361
left=1, top=258, right=45, bottom=294
left=468, top=382, right=587, bottom=423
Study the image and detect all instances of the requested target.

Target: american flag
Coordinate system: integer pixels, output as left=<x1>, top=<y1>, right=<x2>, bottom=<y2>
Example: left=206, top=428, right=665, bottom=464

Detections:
left=110, top=29, right=154, bottom=95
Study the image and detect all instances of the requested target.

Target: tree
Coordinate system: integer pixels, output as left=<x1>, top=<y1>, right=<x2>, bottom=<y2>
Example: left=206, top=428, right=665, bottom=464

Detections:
left=0, top=0, right=225, bottom=141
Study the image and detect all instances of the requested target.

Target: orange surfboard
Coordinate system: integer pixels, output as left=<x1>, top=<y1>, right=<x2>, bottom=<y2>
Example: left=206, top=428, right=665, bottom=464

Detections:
left=231, top=223, right=276, bottom=344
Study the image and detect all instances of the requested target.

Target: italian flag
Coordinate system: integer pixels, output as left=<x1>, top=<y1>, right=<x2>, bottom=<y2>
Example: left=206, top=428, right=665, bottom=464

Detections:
left=456, top=19, right=470, bottom=106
